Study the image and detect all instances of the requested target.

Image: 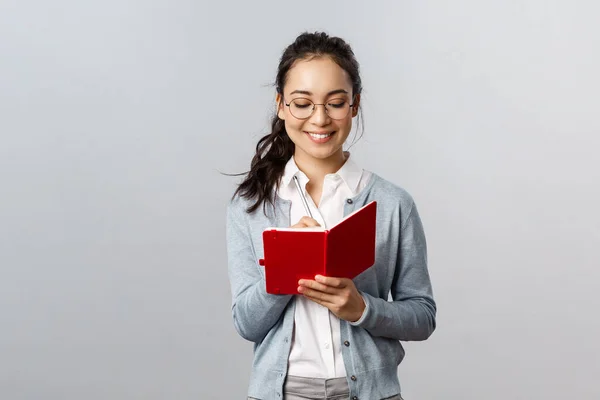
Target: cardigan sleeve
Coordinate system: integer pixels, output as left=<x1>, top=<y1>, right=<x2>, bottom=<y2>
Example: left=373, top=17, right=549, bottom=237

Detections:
left=226, top=197, right=293, bottom=343
left=350, top=200, right=437, bottom=341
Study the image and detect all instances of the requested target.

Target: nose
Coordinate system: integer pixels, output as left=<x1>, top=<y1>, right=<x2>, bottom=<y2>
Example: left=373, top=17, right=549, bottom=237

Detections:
left=310, top=104, right=331, bottom=126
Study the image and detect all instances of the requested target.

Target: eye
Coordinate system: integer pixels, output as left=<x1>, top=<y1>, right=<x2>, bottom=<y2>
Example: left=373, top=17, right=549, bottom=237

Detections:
left=328, top=101, right=347, bottom=109
left=291, top=100, right=312, bottom=109
left=293, top=103, right=312, bottom=109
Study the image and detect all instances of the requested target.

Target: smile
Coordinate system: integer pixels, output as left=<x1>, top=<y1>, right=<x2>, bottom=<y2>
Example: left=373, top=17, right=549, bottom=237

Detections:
left=304, top=131, right=335, bottom=143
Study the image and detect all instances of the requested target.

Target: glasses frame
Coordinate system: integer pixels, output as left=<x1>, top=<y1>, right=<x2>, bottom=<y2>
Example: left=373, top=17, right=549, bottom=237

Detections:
left=283, top=96, right=356, bottom=120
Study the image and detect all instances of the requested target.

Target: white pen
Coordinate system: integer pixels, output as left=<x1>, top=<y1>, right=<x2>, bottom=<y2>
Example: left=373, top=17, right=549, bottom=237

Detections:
left=292, top=175, right=314, bottom=219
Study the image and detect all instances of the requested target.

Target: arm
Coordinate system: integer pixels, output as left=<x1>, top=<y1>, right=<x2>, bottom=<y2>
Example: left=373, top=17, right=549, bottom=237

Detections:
left=226, top=198, right=293, bottom=343
left=350, top=201, right=437, bottom=341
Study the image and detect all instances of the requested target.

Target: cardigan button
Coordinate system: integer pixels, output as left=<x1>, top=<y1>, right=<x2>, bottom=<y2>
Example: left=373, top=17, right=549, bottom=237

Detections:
left=351, top=375, right=357, bottom=381
left=346, top=198, right=353, bottom=204
left=352, top=397, right=358, bottom=400
left=344, top=340, right=350, bottom=347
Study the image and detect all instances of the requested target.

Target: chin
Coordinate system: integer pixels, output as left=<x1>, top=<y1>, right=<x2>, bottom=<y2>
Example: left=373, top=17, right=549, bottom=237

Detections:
left=290, top=132, right=348, bottom=161
left=303, top=147, right=343, bottom=161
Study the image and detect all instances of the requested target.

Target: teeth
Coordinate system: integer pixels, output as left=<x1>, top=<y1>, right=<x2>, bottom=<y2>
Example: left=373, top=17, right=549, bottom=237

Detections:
left=308, top=132, right=332, bottom=139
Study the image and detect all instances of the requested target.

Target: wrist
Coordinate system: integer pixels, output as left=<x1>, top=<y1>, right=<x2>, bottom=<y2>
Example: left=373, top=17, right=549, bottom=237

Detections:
left=351, top=294, right=366, bottom=322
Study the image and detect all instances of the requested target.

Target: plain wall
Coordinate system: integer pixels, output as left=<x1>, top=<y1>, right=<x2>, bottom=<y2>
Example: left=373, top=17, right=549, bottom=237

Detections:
left=1, top=1, right=599, bottom=399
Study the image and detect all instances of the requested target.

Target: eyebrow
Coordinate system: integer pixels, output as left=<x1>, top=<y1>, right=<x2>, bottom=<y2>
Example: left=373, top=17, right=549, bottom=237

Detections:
left=289, top=89, right=349, bottom=96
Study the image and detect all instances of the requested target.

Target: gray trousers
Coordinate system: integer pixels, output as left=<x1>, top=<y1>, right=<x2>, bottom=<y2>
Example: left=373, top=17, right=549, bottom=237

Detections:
left=248, top=375, right=404, bottom=400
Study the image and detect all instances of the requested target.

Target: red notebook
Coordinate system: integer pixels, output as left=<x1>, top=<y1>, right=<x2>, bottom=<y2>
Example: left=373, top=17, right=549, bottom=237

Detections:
left=258, top=201, right=377, bottom=294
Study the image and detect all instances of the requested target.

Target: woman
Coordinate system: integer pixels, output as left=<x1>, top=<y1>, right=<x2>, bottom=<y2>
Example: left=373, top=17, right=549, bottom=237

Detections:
left=226, top=31, right=436, bottom=400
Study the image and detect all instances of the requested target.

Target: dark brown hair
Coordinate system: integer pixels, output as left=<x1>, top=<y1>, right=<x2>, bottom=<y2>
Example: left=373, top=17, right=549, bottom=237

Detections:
left=232, top=32, right=363, bottom=214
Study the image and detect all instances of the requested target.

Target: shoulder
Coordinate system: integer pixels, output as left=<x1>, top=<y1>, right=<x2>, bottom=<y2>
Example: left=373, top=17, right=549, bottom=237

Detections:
left=365, top=172, right=416, bottom=210
left=361, top=171, right=423, bottom=230
left=227, top=192, right=245, bottom=212
left=228, top=192, right=249, bottom=210
left=226, top=193, right=254, bottom=225
left=227, top=192, right=284, bottom=224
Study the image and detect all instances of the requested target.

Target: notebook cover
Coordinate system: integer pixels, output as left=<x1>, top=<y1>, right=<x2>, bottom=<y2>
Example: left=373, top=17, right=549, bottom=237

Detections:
left=260, top=229, right=326, bottom=294
left=325, top=201, right=377, bottom=279
left=259, top=201, right=377, bottom=294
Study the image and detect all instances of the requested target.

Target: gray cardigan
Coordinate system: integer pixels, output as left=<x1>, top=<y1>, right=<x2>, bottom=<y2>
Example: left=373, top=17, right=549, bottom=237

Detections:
left=226, top=172, right=436, bottom=400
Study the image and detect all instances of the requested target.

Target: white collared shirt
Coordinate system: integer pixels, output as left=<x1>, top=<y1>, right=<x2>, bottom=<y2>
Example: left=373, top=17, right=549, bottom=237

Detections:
left=278, top=153, right=372, bottom=378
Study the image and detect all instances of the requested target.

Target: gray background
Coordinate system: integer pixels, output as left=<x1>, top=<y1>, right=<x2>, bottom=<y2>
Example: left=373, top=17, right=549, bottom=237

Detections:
left=1, top=1, right=599, bottom=399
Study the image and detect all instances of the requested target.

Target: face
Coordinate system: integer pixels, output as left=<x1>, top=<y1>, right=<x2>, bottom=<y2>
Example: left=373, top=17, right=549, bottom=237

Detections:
left=276, top=56, right=360, bottom=165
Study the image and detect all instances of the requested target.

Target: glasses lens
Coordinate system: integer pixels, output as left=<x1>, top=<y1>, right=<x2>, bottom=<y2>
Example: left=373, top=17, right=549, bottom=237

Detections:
left=326, top=99, right=351, bottom=120
left=289, top=98, right=352, bottom=120
left=289, top=99, right=314, bottom=119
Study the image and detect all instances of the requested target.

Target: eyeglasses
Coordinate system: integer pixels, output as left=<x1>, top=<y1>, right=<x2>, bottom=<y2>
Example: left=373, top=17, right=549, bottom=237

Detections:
left=284, top=97, right=355, bottom=120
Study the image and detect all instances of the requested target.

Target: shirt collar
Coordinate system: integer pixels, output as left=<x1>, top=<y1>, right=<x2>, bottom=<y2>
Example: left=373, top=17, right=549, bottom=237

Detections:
left=280, top=152, right=364, bottom=194
left=281, top=156, right=302, bottom=188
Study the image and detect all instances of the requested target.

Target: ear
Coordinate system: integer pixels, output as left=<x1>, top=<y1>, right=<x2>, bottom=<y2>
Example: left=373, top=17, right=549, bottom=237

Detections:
left=351, top=94, right=361, bottom=118
left=276, top=93, right=285, bottom=120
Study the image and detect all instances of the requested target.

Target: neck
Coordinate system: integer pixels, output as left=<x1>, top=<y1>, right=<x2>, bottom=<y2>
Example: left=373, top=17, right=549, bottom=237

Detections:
left=293, top=150, right=348, bottom=184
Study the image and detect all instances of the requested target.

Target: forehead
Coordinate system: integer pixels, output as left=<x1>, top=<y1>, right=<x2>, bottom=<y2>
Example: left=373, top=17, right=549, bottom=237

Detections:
left=284, top=57, right=352, bottom=96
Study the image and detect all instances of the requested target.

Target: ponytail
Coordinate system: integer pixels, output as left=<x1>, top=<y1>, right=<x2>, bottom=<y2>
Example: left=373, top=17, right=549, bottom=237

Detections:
left=231, top=113, right=294, bottom=214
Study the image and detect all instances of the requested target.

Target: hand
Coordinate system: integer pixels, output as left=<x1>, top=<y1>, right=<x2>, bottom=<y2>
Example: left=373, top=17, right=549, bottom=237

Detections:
left=290, top=216, right=320, bottom=229
left=298, top=275, right=366, bottom=322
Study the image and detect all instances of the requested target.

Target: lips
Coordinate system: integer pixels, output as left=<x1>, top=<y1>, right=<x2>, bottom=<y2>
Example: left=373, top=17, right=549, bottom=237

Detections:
left=308, top=132, right=332, bottom=138
left=304, top=131, right=334, bottom=144
left=304, top=131, right=335, bottom=143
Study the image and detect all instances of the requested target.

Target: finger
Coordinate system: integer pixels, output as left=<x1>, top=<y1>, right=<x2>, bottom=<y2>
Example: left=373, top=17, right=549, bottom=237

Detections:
left=298, top=279, right=338, bottom=294
left=290, top=221, right=313, bottom=228
left=290, top=217, right=321, bottom=229
left=297, top=286, right=336, bottom=303
left=315, top=275, right=347, bottom=289
left=301, top=293, right=332, bottom=309
left=300, top=216, right=320, bottom=227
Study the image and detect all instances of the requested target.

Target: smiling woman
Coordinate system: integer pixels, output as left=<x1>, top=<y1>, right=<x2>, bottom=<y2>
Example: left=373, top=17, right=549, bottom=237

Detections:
left=226, top=32, right=436, bottom=400
left=276, top=57, right=358, bottom=174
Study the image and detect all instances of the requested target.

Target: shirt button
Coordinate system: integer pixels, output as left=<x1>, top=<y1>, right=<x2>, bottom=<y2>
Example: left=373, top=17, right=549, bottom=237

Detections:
left=351, top=375, right=357, bottom=381
left=346, top=198, right=353, bottom=204
left=324, top=342, right=330, bottom=349
left=344, top=340, right=350, bottom=347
